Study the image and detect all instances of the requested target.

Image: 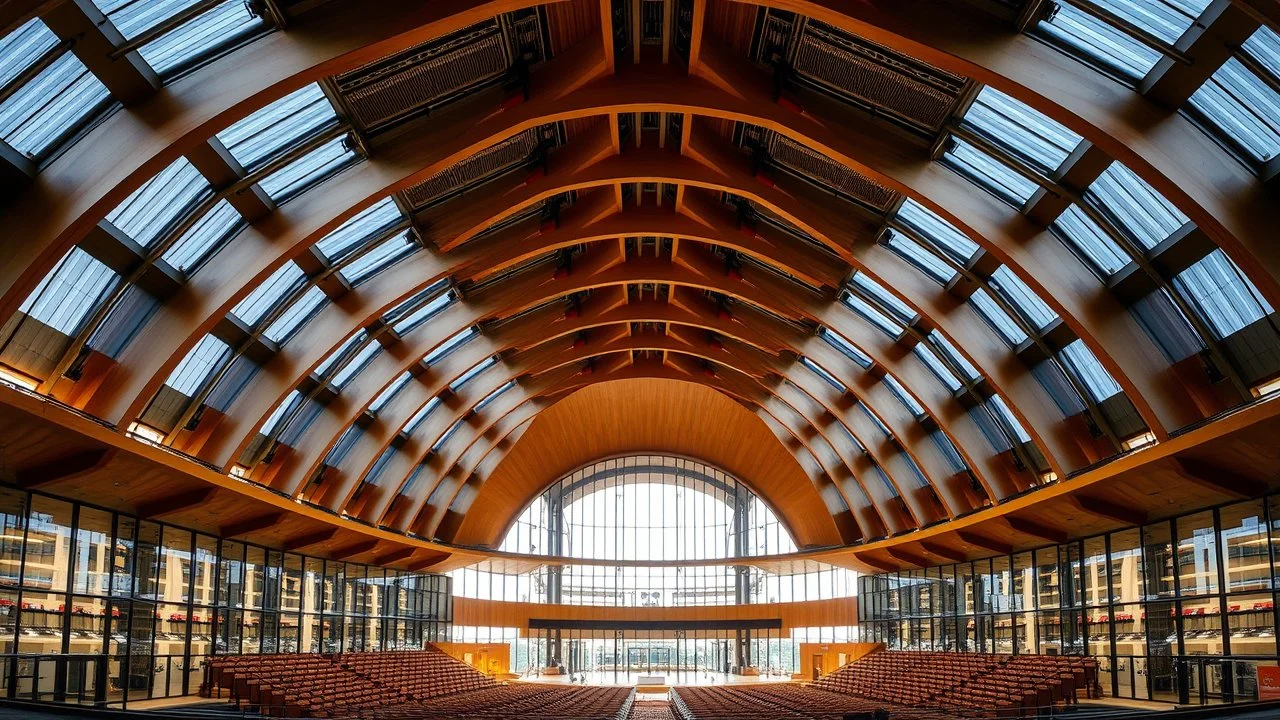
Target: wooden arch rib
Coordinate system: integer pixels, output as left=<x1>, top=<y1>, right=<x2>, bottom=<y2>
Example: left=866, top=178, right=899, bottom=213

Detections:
left=70, top=45, right=1205, bottom=454
left=1, top=0, right=1275, bottom=336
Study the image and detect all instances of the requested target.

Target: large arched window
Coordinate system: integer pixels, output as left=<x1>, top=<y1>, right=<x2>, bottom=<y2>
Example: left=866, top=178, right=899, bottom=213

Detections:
left=498, top=455, right=798, bottom=561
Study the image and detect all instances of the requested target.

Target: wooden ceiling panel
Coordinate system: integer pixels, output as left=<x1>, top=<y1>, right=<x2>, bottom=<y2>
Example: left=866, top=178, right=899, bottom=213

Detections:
left=451, top=377, right=845, bottom=548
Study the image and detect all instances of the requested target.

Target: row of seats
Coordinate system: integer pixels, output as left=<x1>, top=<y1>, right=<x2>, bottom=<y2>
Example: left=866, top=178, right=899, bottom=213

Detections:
left=671, top=684, right=954, bottom=720
left=202, top=647, right=496, bottom=717
left=363, top=685, right=636, bottom=720
left=812, top=650, right=1100, bottom=718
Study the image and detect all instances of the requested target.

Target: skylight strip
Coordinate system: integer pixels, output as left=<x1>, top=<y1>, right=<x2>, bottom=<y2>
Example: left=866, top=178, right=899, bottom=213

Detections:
left=425, top=327, right=478, bottom=366
left=161, top=199, right=242, bottom=274
left=895, top=199, right=979, bottom=264
left=883, top=375, right=924, bottom=416
left=819, top=327, right=873, bottom=369
left=216, top=84, right=336, bottom=169
left=263, top=286, right=327, bottom=344
left=315, top=197, right=403, bottom=263
left=342, top=232, right=418, bottom=286
left=1036, top=1, right=1162, bottom=81
left=884, top=229, right=957, bottom=284
left=988, top=394, right=1031, bottom=444
left=258, top=136, right=355, bottom=202
left=1174, top=249, right=1274, bottom=339
left=962, top=86, right=1082, bottom=172
left=450, top=356, right=497, bottom=392
left=850, top=272, right=916, bottom=324
left=164, top=334, right=229, bottom=396
left=969, top=288, right=1028, bottom=346
left=370, top=372, right=414, bottom=414
left=843, top=292, right=904, bottom=339
left=914, top=343, right=963, bottom=392
left=928, top=331, right=980, bottom=381
left=330, top=339, right=382, bottom=388
left=1087, top=162, right=1189, bottom=251
left=0, top=49, right=111, bottom=159
left=403, top=396, right=442, bottom=435
left=106, top=157, right=211, bottom=249
left=1052, top=204, right=1130, bottom=277
left=800, top=356, right=845, bottom=393
left=19, top=247, right=117, bottom=335
left=1188, top=55, right=1280, bottom=165
left=942, top=136, right=1040, bottom=206
left=1059, top=339, right=1122, bottom=402
left=476, top=380, right=516, bottom=411
left=0, top=19, right=58, bottom=89
left=316, top=330, right=366, bottom=378
left=231, top=262, right=305, bottom=327
left=131, top=0, right=264, bottom=77
left=990, top=266, right=1058, bottom=331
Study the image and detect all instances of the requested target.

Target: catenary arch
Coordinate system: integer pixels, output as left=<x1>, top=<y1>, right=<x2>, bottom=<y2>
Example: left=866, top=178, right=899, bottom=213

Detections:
left=0, top=0, right=1274, bottom=563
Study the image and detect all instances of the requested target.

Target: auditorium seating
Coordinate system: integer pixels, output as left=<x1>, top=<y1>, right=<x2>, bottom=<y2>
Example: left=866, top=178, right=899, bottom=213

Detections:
left=812, top=650, right=1100, bottom=718
left=201, top=648, right=634, bottom=720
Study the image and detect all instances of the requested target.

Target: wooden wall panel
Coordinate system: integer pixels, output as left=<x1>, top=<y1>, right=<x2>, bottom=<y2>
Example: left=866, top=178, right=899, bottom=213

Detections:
left=453, top=595, right=858, bottom=632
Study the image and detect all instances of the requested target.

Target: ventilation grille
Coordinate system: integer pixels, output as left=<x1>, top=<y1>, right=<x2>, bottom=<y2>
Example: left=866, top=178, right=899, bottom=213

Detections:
left=402, top=126, right=546, bottom=210
left=337, top=21, right=510, bottom=132
left=766, top=131, right=896, bottom=210
left=788, top=18, right=964, bottom=133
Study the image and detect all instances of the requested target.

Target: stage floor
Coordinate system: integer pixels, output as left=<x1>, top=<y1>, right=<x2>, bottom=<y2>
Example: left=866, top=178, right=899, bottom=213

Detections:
left=515, top=670, right=796, bottom=687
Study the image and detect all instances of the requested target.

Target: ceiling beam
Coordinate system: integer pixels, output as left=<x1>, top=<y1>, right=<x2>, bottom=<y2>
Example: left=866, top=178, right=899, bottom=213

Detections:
left=1174, top=457, right=1268, bottom=499
left=13, top=447, right=115, bottom=488
left=955, top=530, right=1012, bottom=556
left=220, top=512, right=285, bottom=538
left=919, top=541, right=967, bottom=563
left=329, top=539, right=379, bottom=561
left=1067, top=492, right=1148, bottom=527
left=282, top=528, right=338, bottom=551
left=135, top=487, right=217, bottom=519
left=1004, top=515, right=1067, bottom=544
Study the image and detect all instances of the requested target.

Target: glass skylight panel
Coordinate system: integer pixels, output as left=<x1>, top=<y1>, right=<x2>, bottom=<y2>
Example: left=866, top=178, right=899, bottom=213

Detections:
left=0, top=19, right=58, bottom=87
left=392, top=290, right=454, bottom=336
left=928, top=331, right=980, bottom=381
left=329, top=339, right=381, bottom=389
left=104, top=0, right=265, bottom=77
left=843, top=292, right=904, bottom=338
left=1035, top=1, right=1163, bottom=81
left=988, top=394, right=1031, bottom=443
left=884, top=230, right=957, bottom=284
left=1187, top=27, right=1280, bottom=165
left=962, top=86, right=1083, bottom=172
left=1059, top=339, right=1122, bottom=402
left=914, top=343, right=963, bottom=392
left=216, top=84, right=337, bottom=169
left=942, top=136, right=1040, bottom=206
left=1174, top=249, right=1275, bottom=338
left=263, top=286, right=326, bottom=343
left=1052, top=205, right=1130, bottom=277
left=316, top=330, right=366, bottom=377
left=850, top=272, right=916, bottom=324
left=19, top=247, right=117, bottom=334
left=857, top=403, right=892, bottom=438
left=450, top=356, right=497, bottom=392
left=883, top=375, right=924, bottom=416
left=801, top=356, right=846, bottom=392
left=261, top=390, right=300, bottom=437
left=432, top=417, right=465, bottom=453
left=161, top=199, right=242, bottom=274
left=231, top=262, right=304, bottom=327
left=0, top=21, right=111, bottom=160
left=402, top=396, right=442, bottom=436
left=895, top=199, right=979, bottom=264
left=1087, top=162, right=1188, bottom=251
left=819, top=327, right=873, bottom=369
left=370, top=372, right=413, bottom=414
left=342, top=232, right=417, bottom=286
left=424, top=327, right=477, bottom=366
left=105, top=157, right=210, bottom=248
left=990, top=266, right=1058, bottom=331
left=476, top=380, right=516, bottom=411
left=164, top=334, right=229, bottom=395
left=870, top=464, right=898, bottom=497
left=969, top=288, right=1028, bottom=346
left=258, top=136, right=356, bottom=202
left=315, top=197, right=403, bottom=263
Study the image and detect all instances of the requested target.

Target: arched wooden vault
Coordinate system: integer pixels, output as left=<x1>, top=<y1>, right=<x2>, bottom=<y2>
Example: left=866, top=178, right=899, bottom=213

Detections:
left=1, top=0, right=1279, bottom=572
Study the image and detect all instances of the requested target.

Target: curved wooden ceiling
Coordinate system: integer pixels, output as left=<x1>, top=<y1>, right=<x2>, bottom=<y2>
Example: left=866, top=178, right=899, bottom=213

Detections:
left=449, top=377, right=842, bottom=548
left=0, top=0, right=1278, bottom=571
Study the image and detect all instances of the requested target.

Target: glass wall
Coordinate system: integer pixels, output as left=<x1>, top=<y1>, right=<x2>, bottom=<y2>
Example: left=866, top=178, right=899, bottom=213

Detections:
left=499, top=455, right=796, bottom=561
left=0, top=486, right=452, bottom=707
left=448, top=559, right=857, bottom=607
left=859, top=497, right=1280, bottom=706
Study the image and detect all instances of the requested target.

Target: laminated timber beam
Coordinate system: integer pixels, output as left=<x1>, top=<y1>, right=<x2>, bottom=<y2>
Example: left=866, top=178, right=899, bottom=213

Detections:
left=12, top=447, right=116, bottom=488
left=134, top=487, right=217, bottom=519
left=5, top=0, right=1276, bottom=353
left=1174, top=457, right=1269, bottom=499
left=68, top=58, right=1208, bottom=457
